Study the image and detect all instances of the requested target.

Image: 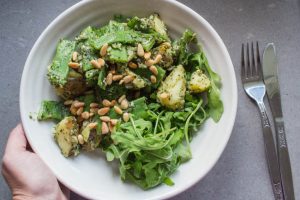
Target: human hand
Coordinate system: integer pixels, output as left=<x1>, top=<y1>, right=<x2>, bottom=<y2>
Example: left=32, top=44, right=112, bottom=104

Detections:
left=1, top=124, right=70, bottom=200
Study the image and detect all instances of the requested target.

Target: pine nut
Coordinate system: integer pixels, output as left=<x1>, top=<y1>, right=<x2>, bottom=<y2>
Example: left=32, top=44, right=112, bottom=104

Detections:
left=100, top=116, right=110, bottom=122
left=90, top=108, right=99, bottom=114
left=149, top=65, right=158, bottom=75
left=91, top=59, right=101, bottom=69
left=100, top=43, right=108, bottom=57
left=89, top=112, right=95, bottom=117
left=120, top=99, right=129, bottom=109
left=119, top=80, right=124, bottom=85
left=81, top=111, right=90, bottom=119
left=102, top=99, right=111, bottom=107
left=76, top=107, right=84, bottom=116
left=123, top=112, right=130, bottom=122
left=101, top=122, right=109, bottom=134
left=72, top=51, right=78, bottom=62
left=70, top=106, right=77, bottom=115
left=98, top=107, right=110, bottom=116
left=118, top=95, right=126, bottom=103
left=160, top=92, right=169, bottom=100
left=112, top=75, right=123, bottom=81
left=154, top=54, right=162, bottom=64
left=106, top=73, right=113, bottom=85
left=90, top=103, right=99, bottom=108
left=64, top=100, right=73, bottom=106
left=145, top=59, right=155, bottom=66
left=110, top=119, right=118, bottom=126
left=109, top=70, right=116, bottom=75
left=114, top=106, right=123, bottom=115
left=73, top=101, right=85, bottom=108
left=123, top=75, right=135, bottom=83
left=128, top=62, right=138, bottom=69
left=110, top=100, right=117, bottom=106
left=77, top=134, right=84, bottom=144
left=88, top=122, right=98, bottom=129
left=108, top=122, right=114, bottom=132
left=97, top=58, right=105, bottom=67
left=144, top=52, right=151, bottom=60
left=68, top=62, right=80, bottom=69
left=137, top=43, right=144, bottom=57
left=150, top=75, right=157, bottom=84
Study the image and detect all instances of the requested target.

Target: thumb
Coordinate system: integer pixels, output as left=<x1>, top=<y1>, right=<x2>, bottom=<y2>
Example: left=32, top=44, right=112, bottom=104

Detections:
left=5, top=124, right=28, bottom=155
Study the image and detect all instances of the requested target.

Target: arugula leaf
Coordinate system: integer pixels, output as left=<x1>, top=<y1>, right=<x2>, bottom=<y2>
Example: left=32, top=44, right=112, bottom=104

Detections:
left=97, top=82, right=126, bottom=101
left=134, top=65, right=166, bottom=88
left=106, top=150, right=115, bottom=162
left=97, top=67, right=107, bottom=90
left=163, top=177, right=174, bottom=186
left=189, top=52, right=223, bottom=122
left=80, top=44, right=98, bottom=72
left=160, top=112, right=173, bottom=130
left=174, top=143, right=192, bottom=162
left=108, top=20, right=129, bottom=32
left=85, top=69, right=99, bottom=87
left=113, top=15, right=130, bottom=23
left=130, top=97, right=149, bottom=119
left=173, top=29, right=196, bottom=65
left=82, top=94, right=96, bottom=112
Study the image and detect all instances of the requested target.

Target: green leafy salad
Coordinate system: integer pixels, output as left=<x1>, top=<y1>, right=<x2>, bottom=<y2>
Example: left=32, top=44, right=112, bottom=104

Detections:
left=37, top=14, right=223, bottom=189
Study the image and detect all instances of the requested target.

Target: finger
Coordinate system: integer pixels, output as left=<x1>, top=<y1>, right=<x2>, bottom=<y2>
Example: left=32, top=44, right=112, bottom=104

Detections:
left=26, top=143, right=33, bottom=152
left=59, top=182, right=70, bottom=199
left=5, top=124, right=28, bottom=155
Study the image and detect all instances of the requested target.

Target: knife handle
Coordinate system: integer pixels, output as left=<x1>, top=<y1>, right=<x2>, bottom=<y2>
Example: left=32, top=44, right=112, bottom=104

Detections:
left=275, top=118, right=295, bottom=200
left=257, top=102, right=284, bottom=200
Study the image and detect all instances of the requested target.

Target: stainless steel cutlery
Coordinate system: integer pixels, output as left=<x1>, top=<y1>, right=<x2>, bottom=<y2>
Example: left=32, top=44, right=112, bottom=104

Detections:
left=241, top=42, right=294, bottom=200
left=263, top=43, right=295, bottom=200
left=241, top=42, right=284, bottom=200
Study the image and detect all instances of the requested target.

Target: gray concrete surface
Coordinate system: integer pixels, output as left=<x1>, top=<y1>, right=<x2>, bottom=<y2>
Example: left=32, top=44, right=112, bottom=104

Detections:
left=0, top=0, right=299, bottom=199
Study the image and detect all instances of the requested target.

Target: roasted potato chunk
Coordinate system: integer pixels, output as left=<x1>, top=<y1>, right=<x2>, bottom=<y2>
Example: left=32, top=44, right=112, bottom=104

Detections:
left=54, top=116, right=80, bottom=157
left=157, top=65, right=186, bottom=110
left=188, top=69, right=211, bottom=93
left=55, top=70, right=87, bottom=100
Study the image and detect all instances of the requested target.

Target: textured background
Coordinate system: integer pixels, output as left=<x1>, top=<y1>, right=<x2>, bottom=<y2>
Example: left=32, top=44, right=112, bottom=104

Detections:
left=0, top=0, right=299, bottom=199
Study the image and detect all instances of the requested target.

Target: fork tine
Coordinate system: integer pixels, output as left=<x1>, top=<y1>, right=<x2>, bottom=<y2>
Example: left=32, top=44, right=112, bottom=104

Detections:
left=251, top=42, right=257, bottom=76
left=241, top=44, right=245, bottom=80
left=246, top=43, right=251, bottom=78
left=256, top=41, right=262, bottom=78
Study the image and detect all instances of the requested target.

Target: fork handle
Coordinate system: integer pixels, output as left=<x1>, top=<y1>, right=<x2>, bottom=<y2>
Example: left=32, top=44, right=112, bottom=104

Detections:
left=257, top=101, right=284, bottom=200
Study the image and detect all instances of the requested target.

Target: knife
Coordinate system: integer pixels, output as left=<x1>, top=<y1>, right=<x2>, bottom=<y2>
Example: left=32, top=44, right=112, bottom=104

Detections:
left=263, top=43, right=295, bottom=200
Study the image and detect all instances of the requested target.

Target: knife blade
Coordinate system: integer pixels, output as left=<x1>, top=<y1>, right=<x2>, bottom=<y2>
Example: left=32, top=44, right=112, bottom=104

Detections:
left=263, top=43, right=295, bottom=200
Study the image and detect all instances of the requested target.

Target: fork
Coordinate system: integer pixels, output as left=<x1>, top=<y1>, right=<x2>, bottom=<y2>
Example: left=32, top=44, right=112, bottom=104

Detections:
left=241, top=42, right=284, bottom=200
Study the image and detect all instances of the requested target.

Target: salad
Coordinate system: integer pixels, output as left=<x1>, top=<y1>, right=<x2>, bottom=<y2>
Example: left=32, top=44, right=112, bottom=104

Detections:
left=37, top=14, right=223, bottom=189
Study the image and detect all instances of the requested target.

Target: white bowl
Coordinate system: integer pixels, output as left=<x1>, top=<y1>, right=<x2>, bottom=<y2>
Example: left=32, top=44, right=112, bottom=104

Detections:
left=20, top=0, right=237, bottom=199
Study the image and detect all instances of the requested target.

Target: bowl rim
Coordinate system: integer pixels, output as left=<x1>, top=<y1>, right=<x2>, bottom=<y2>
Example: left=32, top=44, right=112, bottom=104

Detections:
left=20, top=0, right=237, bottom=199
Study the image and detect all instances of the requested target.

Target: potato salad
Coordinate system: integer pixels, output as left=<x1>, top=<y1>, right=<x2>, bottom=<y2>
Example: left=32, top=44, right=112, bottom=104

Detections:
left=37, top=14, right=223, bottom=189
